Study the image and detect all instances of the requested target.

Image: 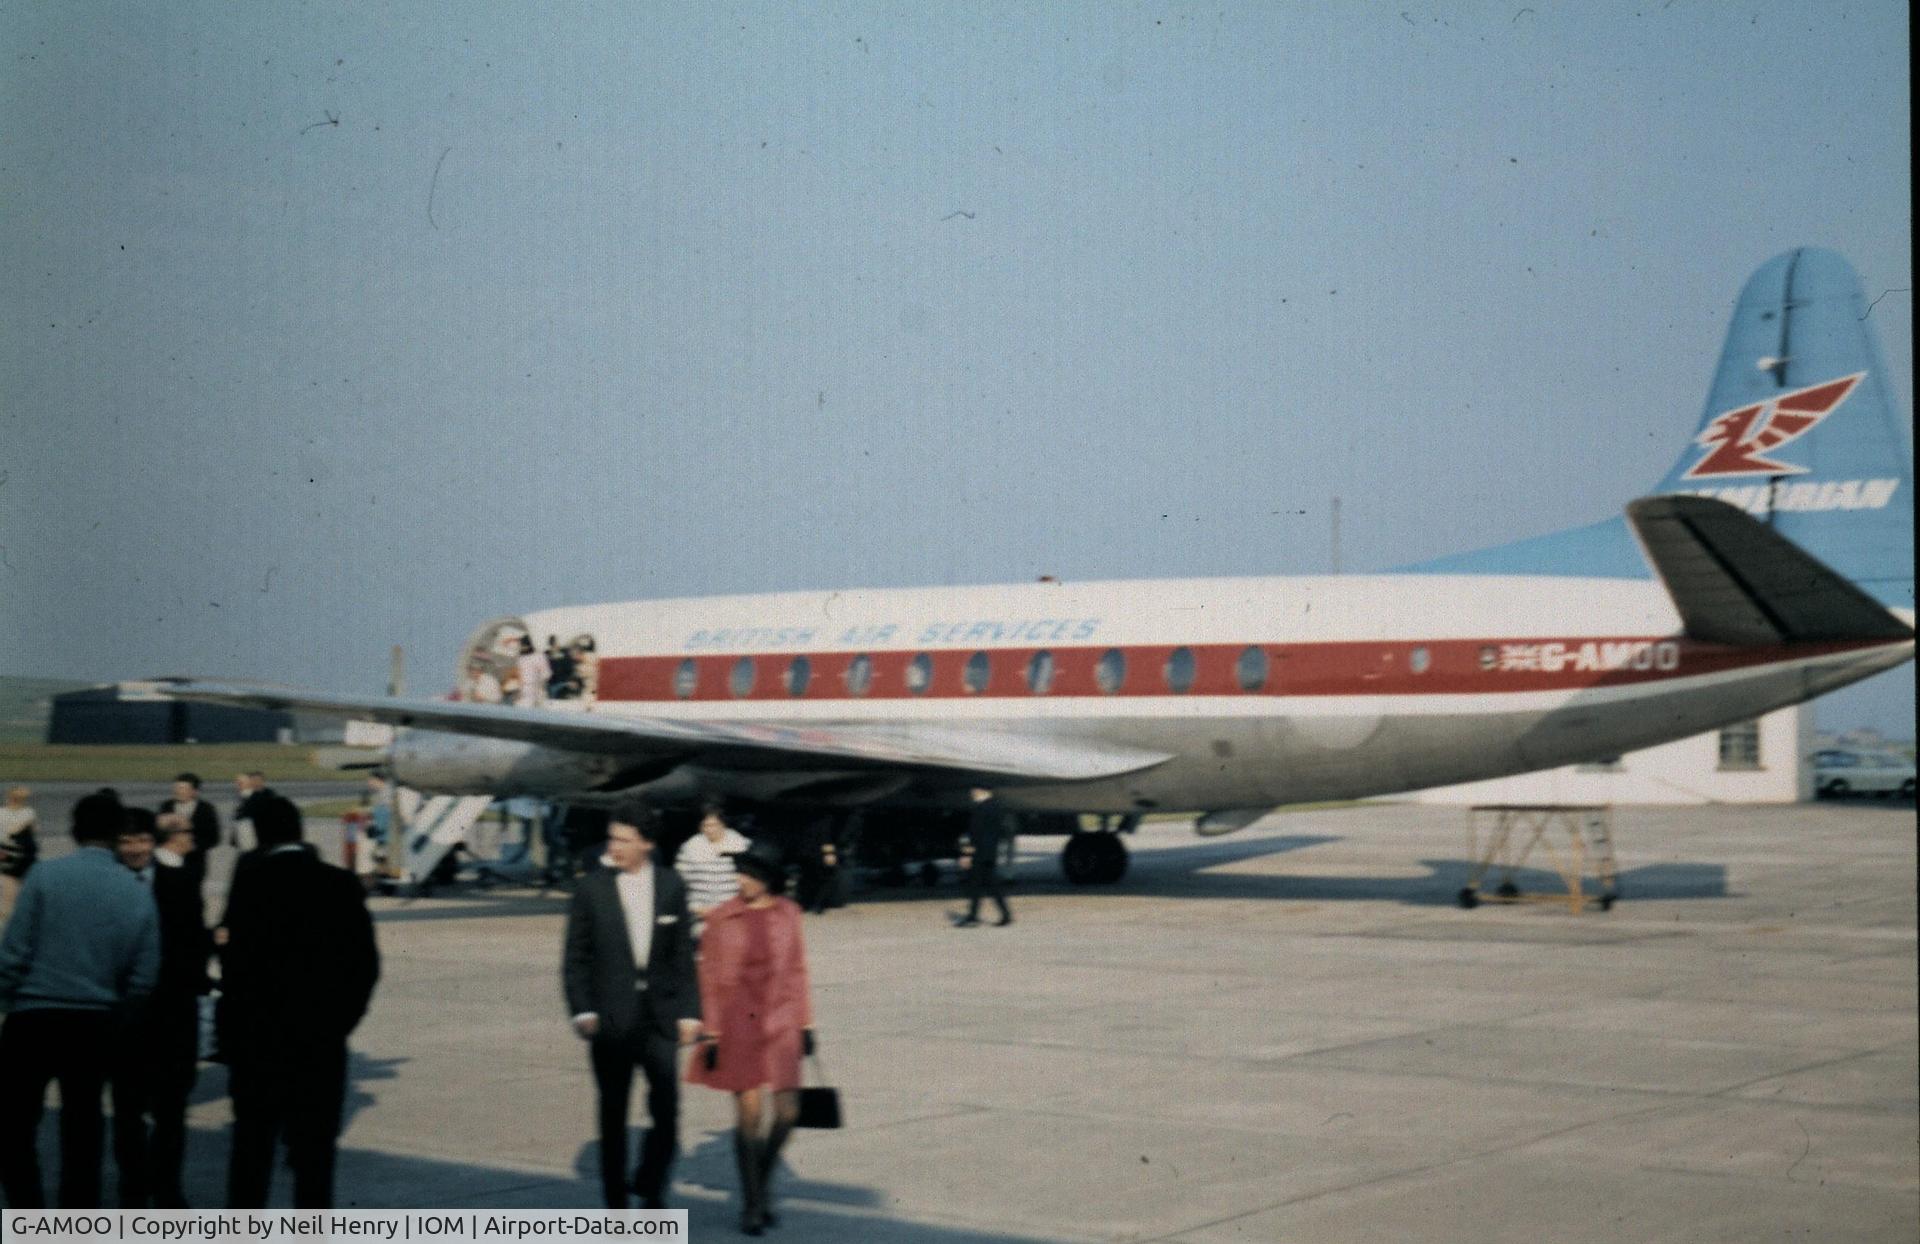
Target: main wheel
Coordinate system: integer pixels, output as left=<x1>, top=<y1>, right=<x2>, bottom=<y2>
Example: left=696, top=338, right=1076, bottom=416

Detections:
left=1062, top=832, right=1127, bottom=884
left=1089, top=832, right=1128, bottom=884
left=1827, top=779, right=1851, bottom=798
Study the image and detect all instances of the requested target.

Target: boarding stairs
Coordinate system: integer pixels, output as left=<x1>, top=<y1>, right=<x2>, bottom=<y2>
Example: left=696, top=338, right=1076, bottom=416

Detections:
left=398, top=791, right=494, bottom=888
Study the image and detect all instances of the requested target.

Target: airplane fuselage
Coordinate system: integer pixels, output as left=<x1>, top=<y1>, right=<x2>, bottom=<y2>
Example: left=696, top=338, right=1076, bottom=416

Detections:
left=393, top=572, right=1914, bottom=810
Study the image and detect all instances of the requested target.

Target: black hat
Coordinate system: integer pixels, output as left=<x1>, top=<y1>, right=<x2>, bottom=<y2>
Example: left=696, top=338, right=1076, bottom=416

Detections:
left=732, top=842, right=787, bottom=894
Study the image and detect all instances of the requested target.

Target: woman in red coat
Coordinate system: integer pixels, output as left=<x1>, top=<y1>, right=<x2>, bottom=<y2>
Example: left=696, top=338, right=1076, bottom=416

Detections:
left=688, top=843, right=814, bottom=1235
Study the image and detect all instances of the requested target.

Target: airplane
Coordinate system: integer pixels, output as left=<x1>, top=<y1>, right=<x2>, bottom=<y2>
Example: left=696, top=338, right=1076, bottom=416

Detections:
left=134, top=247, right=1914, bottom=885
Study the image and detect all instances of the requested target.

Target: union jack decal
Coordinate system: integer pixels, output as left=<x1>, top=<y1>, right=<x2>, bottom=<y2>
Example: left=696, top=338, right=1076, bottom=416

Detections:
left=1683, top=372, right=1865, bottom=479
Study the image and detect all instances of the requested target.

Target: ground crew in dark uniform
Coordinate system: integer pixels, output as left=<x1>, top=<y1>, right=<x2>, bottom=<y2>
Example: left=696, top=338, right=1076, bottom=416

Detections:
left=795, top=817, right=843, bottom=914
left=952, top=787, right=1012, bottom=927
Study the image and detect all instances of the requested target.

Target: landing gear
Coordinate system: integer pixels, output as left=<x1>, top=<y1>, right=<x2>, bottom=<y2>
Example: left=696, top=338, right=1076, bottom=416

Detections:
left=1061, top=830, right=1128, bottom=885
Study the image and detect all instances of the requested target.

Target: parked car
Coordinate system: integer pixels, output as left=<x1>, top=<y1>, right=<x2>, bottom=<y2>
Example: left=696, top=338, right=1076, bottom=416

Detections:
left=1813, top=749, right=1917, bottom=799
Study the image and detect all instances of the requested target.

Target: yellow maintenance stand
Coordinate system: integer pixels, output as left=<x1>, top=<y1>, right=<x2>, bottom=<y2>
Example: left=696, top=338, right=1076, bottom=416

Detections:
left=1459, top=804, right=1619, bottom=913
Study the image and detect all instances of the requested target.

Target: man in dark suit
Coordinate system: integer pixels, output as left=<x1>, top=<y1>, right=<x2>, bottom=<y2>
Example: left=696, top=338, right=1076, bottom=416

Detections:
left=157, top=773, right=220, bottom=899
left=563, top=800, right=701, bottom=1208
left=229, top=772, right=275, bottom=853
left=219, top=796, right=379, bottom=1209
left=953, top=787, right=1013, bottom=927
left=110, top=811, right=211, bottom=1207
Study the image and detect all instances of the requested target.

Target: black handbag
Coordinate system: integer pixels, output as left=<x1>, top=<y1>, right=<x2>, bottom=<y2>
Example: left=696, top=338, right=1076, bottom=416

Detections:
left=795, top=1053, right=842, bottom=1129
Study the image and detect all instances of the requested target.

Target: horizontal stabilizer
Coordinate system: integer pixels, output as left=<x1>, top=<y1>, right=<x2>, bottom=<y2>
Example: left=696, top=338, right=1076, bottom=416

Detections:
left=1626, top=495, right=1914, bottom=645
left=119, top=679, right=1172, bottom=786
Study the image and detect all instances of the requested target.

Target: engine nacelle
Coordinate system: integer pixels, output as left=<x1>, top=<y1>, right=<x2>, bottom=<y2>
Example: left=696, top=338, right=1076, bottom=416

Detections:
left=390, top=730, right=625, bottom=796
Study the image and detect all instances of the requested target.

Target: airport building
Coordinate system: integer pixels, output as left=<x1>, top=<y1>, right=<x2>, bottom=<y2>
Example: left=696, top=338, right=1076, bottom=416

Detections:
left=45, top=684, right=294, bottom=745
left=1410, top=705, right=1813, bottom=804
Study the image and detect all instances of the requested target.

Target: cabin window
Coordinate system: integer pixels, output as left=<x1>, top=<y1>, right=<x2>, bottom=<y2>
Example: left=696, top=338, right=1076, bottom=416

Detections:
left=1235, top=646, right=1268, bottom=692
left=1026, top=650, right=1056, bottom=695
left=673, top=658, right=699, bottom=699
left=1164, top=646, right=1197, bottom=694
left=1409, top=646, right=1431, bottom=675
left=905, top=653, right=933, bottom=695
left=1717, top=719, right=1763, bottom=770
left=729, top=656, right=756, bottom=698
left=784, top=655, right=811, bottom=697
left=843, top=654, right=873, bottom=697
left=963, top=651, right=992, bottom=694
left=1095, top=648, right=1126, bottom=694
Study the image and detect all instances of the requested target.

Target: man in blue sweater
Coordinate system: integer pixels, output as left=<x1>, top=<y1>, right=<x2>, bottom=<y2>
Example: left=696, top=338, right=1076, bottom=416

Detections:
left=0, top=790, right=161, bottom=1208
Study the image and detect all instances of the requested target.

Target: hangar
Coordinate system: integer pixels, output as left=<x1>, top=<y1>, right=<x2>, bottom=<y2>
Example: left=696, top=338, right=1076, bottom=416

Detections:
left=45, top=684, right=294, bottom=745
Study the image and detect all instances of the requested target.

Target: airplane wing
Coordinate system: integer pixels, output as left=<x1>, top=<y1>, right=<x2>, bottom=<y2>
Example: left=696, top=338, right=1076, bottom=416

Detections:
left=1626, top=495, right=1915, bottom=645
left=121, top=678, right=1172, bottom=785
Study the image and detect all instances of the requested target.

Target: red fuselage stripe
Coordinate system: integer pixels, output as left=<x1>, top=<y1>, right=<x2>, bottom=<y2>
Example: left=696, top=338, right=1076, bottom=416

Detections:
left=581, top=637, right=1884, bottom=704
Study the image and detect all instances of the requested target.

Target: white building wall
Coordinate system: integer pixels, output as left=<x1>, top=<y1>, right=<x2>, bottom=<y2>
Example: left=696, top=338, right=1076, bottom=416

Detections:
left=1409, top=704, right=1812, bottom=805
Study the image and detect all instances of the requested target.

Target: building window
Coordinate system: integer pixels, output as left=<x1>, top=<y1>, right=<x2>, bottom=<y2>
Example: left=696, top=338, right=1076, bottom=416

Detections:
left=905, top=653, right=933, bottom=695
left=1165, top=646, right=1197, bottom=694
left=729, top=656, right=756, bottom=698
left=1095, top=648, right=1126, bottom=695
left=673, top=658, right=699, bottom=699
left=963, top=651, right=992, bottom=695
left=843, top=654, right=873, bottom=697
left=783, top=655, right=811, bottom=697
left=1025, top=650, right=1056, bottom=695
left=1235, top=646, right=1268, bottom=692
left=1718, top=719, right=1763, bottom=770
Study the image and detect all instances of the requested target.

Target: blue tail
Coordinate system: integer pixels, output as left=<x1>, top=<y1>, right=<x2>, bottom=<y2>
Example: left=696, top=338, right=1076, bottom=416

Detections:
left=1400, top=249, right=1914, bottom=612
left=1654, top=249, right=1912, bottom=610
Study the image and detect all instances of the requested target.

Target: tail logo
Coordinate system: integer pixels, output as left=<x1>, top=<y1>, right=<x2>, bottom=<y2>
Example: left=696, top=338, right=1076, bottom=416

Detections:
left=1683, top=373, right=1865, bottom=479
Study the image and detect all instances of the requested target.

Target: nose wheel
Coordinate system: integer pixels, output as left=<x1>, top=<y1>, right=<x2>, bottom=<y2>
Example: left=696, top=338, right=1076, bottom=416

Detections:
left=1061, top=830, right=1128, bottom=884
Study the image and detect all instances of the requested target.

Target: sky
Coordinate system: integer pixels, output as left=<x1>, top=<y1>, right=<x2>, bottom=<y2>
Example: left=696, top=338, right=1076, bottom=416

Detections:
left=2, top=1, right=1912, bottom=736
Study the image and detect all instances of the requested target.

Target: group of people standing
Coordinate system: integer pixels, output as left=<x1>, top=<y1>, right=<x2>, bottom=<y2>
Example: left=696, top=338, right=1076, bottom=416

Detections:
left=2, top=776, right=1016, bottom=1225
left=467, top=634, right=600, bottom=707
left=0, top=780, right=379, bottom=1210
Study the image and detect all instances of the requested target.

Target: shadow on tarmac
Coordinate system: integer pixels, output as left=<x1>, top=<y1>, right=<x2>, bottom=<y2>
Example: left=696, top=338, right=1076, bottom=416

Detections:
left=370, top=891, right=571, bottom=924
left=365, top=828, right=1735, bottom=916
left=566, top=1128, right=888, bottom=1215
left=851, top=832, right=1733, bottom=909
left=183, top=1050, right=407, bottom=1131
left=18, top=1114, right=1064, bottom=1243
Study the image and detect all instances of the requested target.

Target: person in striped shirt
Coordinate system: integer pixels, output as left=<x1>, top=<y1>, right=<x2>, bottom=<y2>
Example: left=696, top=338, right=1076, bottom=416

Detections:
left=674, top=801, right=751, bottom=935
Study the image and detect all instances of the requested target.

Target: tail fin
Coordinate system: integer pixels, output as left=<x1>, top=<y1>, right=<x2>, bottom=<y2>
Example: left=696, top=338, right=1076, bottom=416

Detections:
left=1397, top=249, right=1912, bottom=611
left=1654, top=248, right=1913, bottom=611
